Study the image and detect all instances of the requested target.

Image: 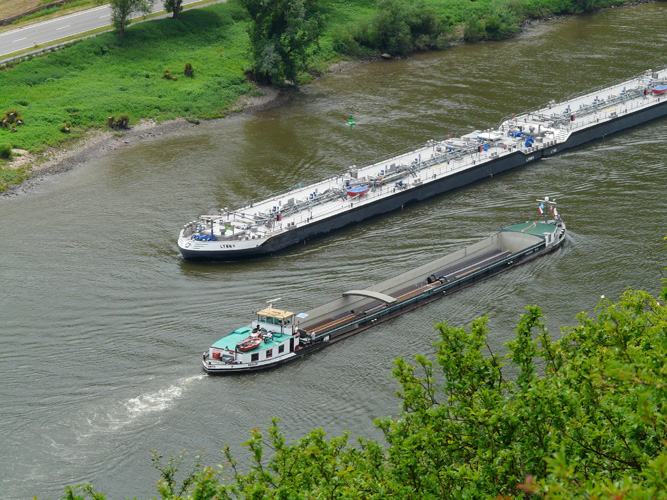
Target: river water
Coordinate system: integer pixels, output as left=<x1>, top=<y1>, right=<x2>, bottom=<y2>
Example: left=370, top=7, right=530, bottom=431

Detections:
left=1, top=4, right=666, bottom=499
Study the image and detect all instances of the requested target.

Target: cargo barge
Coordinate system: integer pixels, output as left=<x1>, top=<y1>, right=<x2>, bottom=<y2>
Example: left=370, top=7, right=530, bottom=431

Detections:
left=202, top=198, right=566, bottom=374
left=181, top=68, right=665, bottom=261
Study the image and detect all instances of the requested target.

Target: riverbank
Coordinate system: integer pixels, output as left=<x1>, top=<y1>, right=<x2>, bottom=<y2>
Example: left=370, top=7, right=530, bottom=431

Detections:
left=0, top=0, right=652, bottom=195
left=0, top=85, right=289, bottom=197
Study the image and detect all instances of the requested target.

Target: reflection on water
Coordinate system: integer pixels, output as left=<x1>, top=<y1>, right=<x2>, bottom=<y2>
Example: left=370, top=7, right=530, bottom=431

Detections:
left=1, top=3, right=666, bottom=499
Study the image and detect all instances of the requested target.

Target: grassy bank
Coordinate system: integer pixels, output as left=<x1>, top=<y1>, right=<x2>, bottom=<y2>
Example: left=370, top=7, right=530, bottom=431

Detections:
left=0, top=0, right=639, bottom=192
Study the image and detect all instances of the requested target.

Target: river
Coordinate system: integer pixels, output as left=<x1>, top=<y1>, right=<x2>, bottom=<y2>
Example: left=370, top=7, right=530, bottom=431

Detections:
left=1, top=3, right=666, bottom=498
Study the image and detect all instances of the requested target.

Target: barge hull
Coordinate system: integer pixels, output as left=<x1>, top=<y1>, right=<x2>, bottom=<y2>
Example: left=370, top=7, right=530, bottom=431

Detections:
left=182, top=98, right=666, bottom=261
left=297, top=223, right=565, bottom=348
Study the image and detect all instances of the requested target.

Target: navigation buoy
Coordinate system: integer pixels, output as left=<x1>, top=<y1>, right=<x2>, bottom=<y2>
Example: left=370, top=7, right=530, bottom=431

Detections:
left=348, top=115, right=355, bottom=127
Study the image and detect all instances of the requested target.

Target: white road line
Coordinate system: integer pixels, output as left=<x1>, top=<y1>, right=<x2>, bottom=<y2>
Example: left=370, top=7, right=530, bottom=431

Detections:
left=12, top=37, right=27, bottom=42
left=56, top=25, right=71, bottom=30
left=99, top=14, right=110, bottom=18
left=0, top=4, right=109, bottom=36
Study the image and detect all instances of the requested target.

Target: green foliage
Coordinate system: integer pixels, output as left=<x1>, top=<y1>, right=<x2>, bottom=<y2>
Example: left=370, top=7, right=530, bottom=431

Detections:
left=1, top=109, right=24, bottom=128
left=484, top=0, right=522, bottom=40
left=64, top=483, right=107, bottom=500
left=184, top=62, right=194, bottom=78
left=463, top=16, right=485, bottom=42
left=152, top=449, right=204, bottom=499
left=0, top=3, right=252, bottom=154
left=0, top=143, right=12, bottom=159
left=163, top=68, right=178, bottom=80
left=107, top=113, right=131, bottom=129
left=332, top=0, right=449, bottom=56
left=164, top=0, right=184, bottom=18
left=60, top=121, right=72, bottom=133
left=241, top=0, right=325, bottom=84
left=109, top=0, right=155, bottom=37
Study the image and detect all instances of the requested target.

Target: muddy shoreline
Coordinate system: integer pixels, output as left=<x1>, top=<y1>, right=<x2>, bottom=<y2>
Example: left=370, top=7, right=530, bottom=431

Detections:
left=0, top=85, right=293, bottom=197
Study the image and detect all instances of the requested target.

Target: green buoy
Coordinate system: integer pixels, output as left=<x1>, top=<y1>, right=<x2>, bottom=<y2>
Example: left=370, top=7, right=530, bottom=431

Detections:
left=348, top=115, right=355, bottom=127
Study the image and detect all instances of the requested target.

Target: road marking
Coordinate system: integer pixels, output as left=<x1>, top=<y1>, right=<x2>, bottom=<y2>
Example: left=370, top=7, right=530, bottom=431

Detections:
left=0, top=4, right=109, bottom=36
left=99, top=14, right=110, bottom=18
left=12, top=37, right=27, bottom=42
left=56, top=25, right=71, bottom=30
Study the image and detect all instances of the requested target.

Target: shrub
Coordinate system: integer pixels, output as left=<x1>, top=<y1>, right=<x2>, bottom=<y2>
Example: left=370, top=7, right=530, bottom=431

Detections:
left=60, top=121, right=72, bottom=133
left=106, top=114, right=131, bottom=130
left=339, top=0, right=446, bottom=56
left=331, top=25, right=363, bottom=55
left=0, top=143, right=12, bottom=159
left=1, top=109, right=24, bottom=128
left=463, top=17, right=485, bottom=41
left=184, top=62, right=194, bottom=78
left=163, top=69, right=178, bottom=81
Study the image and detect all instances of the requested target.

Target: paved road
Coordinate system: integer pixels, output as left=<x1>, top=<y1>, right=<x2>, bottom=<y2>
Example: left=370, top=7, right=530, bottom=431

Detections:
left=0, top=0, right=207, bottom=58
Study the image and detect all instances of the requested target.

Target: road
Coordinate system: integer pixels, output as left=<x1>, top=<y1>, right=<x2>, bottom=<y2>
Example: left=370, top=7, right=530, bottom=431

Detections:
left=0, top=0, right=208, bottom=58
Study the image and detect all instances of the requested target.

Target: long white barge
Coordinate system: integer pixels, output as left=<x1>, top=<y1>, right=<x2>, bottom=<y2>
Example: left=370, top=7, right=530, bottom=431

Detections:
left=180, top=68, right=666, bottom=261
left=202, top=198, right=566, bottom=373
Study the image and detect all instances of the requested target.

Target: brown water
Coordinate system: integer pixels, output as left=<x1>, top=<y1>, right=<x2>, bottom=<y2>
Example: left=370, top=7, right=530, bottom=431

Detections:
left=1, top=4, right=666, bottom=498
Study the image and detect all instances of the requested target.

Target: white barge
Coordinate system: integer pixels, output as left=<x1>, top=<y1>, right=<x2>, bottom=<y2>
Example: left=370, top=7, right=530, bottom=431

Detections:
left=202, top=198, right=566, bottom=373
left=181, top=68, right=665, bottom=261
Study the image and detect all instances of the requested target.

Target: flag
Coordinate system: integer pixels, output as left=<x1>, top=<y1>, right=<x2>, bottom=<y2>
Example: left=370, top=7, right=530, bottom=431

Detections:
left=539, top=203, right=544, bottom=214
left=553, top=207, right=559, bottom=218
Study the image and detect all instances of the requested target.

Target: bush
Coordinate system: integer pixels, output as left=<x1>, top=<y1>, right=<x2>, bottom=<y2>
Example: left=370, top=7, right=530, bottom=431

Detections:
left=106, top=114, right=130, bottom=130
left=163, top=69, right=178, bottom=81
left=184, top=62, right=194, bottom=77
left=484, top=1, right=521, bottom=40
left=60, top=121, right=72, bottom=133
left=339, top=0, right=446, bottom=57
left=463, top=17, right=485, bottom=41
left=0, top=143, right=12, bottom=159
left=1, top=109, right=24, bottom=128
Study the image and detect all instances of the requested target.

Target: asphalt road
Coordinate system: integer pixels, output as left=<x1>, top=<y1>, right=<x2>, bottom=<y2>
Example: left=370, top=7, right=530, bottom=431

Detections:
left=0, top=0, right=209, bottom=58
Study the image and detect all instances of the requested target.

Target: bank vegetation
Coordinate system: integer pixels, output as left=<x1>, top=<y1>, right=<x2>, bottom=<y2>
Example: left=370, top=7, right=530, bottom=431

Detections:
left=0, top=0, right=643, bottom=192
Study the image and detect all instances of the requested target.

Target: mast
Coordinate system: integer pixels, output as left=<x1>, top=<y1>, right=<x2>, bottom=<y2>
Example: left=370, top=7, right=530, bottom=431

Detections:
left=536, top=196, right=559, bottom=223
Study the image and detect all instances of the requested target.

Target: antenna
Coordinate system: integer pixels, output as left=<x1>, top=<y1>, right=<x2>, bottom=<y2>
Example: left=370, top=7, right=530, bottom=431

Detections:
left=266, top=298, right=281, bottom=309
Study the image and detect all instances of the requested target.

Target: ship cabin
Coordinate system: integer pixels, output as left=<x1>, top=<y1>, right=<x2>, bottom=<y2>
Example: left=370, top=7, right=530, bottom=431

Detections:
left=253, top=306, right=296, bottom=335
left=206, top=307, right=300, bottom=367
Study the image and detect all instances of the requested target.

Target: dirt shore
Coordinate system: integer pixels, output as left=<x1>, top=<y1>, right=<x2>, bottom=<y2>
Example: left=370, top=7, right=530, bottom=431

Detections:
left=1, top=85, right=291, bottom=197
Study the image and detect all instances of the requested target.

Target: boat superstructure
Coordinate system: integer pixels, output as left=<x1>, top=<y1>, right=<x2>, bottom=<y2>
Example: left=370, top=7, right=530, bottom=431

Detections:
left=202, top=198, right=566, bottom=374
left=180, top=68, right=666, bottom=261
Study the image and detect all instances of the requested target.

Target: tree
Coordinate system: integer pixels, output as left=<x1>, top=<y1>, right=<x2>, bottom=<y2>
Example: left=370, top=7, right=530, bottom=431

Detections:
left=109, top=0, right=155, bottom=38
left=240, top=0, right=325, bottom=84
left=164, top=0, right=183, bottom=19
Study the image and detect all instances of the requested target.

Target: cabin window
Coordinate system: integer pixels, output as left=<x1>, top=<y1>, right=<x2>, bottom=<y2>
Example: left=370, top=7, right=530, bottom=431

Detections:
left=251, top=353, right=259, bottom=362
left=259, top=315, right=281, bottom=326
left=278, top=345, right=285, bottom=354
left=266, top=349, right=273, bottom=358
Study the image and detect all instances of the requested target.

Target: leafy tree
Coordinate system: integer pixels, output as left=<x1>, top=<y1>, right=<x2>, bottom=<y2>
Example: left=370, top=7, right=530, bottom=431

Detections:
left=108, top=0, right=155, bottom=38
left=240, top=0, right=325, bottom=84
left=164, top=0, right=183, bottom=19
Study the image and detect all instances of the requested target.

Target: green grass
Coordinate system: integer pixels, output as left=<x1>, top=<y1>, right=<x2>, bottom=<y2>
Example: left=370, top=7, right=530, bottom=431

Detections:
left=0, top=0, right=639, bottom=192
left=0, top=3, right=252, bottom=154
